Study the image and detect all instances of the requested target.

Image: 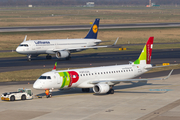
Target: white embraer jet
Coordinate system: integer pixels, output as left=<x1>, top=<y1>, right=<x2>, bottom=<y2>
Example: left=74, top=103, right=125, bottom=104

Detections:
left=16, top=18, right=118, bottom=61
left=33, top=37, right=173, bottom=98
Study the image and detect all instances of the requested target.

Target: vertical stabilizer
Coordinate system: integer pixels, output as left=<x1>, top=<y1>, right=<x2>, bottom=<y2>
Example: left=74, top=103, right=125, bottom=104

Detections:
left=133, top=37, right=154, bottom=65
left=84, top=18, right=100, bottom=39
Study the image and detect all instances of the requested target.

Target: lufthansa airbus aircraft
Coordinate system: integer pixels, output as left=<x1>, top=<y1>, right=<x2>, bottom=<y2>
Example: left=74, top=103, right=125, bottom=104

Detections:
left=16, top=19, right=118, bottom=61
left=33, top=37, right=173, bottom=98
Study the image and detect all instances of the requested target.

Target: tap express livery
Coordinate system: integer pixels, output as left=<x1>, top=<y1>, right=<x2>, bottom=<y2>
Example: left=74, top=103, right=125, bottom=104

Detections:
left=33, top=37, right=173, bottom=97
left=16, top=18, right=118, bottom=61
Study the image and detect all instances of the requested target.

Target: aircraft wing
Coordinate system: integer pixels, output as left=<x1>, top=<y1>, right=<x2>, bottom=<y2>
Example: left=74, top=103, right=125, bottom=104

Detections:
left=88, top=69, right=173, bottom=84
left=65, top=45, right=108, bottom=50
left=52, top=37, right=119, bottom=52
left=52, top=46, right=108, bottom=52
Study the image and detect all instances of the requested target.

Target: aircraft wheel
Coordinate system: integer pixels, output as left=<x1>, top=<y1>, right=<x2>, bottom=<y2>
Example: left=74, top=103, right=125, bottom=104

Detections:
left=65, top=54, right=71, bottom=60
left=107, top=89, right=114, bottom=94
left=46, top=55, right=52, bottom=59
left=109, top=89, right=114, bottom=94
left=65, top=56, right=71, bottom=60
left=82, top=88, right=85, bottom=92
left=82, top=88, right=90, bottom=92
left=28, top=58, right=31, bottom=61
left=46, top=94, right=52, bottom=98
left=27, top=55, right=31, bottom=61
left=49, top=94, right=52, bottom=98
left=85, top=88, right=90, bottom=92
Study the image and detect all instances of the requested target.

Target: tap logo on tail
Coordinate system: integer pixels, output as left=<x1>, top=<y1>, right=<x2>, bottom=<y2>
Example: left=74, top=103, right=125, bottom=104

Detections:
left=133, top=37, right=154, bottom=65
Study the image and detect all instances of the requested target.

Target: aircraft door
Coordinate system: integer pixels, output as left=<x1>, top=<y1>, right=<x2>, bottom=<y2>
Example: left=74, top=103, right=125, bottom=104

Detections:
left=55, top=73, right=61, bottom=84
left=32, top=43, right=36, bottom=51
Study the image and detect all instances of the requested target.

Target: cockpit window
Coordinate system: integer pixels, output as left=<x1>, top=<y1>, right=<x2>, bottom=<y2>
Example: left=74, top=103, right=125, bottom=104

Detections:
left=39, top=76, right=51, bottom=80
left=19, top=44, right=28, bottom=47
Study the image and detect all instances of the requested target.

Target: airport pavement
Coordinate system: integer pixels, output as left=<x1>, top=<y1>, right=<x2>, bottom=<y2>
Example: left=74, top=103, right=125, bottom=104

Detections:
left=0, top=22, right=180, bottom=32
left=0, top=73, right=180, bottom=120
left=0, top=49, right=180, bottom=73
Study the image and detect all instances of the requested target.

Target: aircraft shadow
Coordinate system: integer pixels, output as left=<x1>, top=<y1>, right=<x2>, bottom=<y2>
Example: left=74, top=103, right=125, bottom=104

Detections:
left=115, top=91, right=165, bottom=94
left=35, top=82, right=169, bottom=97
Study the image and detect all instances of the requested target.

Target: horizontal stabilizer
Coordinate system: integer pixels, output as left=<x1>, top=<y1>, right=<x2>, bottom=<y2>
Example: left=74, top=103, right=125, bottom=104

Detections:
left=145, top=64, right=178, bottom=69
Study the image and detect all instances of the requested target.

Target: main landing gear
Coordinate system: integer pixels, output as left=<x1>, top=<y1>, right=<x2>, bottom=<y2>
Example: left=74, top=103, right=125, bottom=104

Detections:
left=107, top=85, right=114, bottom=94
left=107, top=89, right=114, bottom=94
left=27, top=55, right=31, bottom=61
left=65, top=54, right=71, bottom=60
left=46, top=54, right=52, bottom=59
left=82, top=88, right=90, bottom=92
left=45, top=89, right=52, bottom=98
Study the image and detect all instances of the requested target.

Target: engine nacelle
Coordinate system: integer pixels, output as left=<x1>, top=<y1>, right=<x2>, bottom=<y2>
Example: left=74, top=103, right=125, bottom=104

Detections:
left=93, top=84, right=110, bottom=94
left=56, top=51, right=69, bottom=59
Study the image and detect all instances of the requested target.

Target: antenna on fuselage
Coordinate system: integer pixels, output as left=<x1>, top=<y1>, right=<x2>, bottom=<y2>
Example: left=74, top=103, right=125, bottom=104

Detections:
left=23, top=35, right=27, bottom=42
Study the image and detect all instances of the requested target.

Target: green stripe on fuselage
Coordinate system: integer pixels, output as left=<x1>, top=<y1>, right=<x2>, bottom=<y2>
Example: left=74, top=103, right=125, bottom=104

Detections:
left=58, top=72, right=70, bottom=88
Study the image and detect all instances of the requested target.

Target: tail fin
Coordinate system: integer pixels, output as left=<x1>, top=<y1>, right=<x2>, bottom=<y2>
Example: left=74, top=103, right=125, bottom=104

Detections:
left=84, top=18, right=100, bottom=39
left=133, top=37, right=154, bottom=65
left=52, top=62, right=57, bottom=71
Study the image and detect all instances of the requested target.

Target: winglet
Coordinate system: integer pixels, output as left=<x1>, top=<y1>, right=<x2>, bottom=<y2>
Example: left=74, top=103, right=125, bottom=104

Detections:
left=23, top=35, right=27, bottom=42
left=162, top=69, right=173, bottom=80
left=112, top=37, right=119, bottom=46
left=52, top=62, right=57, bottom=71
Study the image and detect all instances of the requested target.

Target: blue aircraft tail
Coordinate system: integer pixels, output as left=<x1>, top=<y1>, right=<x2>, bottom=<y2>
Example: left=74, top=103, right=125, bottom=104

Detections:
left=84, top=18, right=100, bottom=39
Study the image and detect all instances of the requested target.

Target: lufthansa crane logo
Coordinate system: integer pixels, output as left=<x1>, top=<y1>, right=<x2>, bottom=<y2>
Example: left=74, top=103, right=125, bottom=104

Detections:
left=92, top=24, right=98, bottom=33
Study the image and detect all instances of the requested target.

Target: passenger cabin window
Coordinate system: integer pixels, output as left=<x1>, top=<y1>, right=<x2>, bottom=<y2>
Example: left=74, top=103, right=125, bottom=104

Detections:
left=19, top=44, right=28, bottom=47
left=39, top=76, right=51, bottom=80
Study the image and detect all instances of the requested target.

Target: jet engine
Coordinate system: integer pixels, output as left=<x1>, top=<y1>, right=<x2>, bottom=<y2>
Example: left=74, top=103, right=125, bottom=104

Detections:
left=93, top=84, right=110, bottom=94
left=56, top=51, right=69, bottom=59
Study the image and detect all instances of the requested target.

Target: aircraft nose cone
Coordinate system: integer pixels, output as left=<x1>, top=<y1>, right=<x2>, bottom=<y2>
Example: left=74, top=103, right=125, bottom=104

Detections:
left=33, top=81, right=40, bottom=89
left=16, top=47, right=21, bottom=53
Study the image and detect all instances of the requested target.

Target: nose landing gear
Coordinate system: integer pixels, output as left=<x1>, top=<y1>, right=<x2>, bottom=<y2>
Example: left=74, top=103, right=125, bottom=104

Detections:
left=27, top=55, right=31, bottom=61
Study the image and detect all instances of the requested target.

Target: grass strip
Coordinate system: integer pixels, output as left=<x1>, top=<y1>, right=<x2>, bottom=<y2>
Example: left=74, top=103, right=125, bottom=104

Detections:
left=0, top=64, right=179, bottom=82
